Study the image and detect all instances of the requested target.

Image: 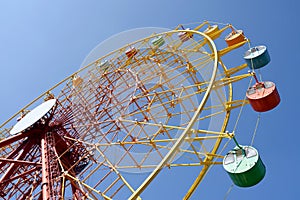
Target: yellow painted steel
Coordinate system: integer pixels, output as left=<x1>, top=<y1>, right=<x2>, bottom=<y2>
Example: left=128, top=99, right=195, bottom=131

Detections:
left=214, top=73, right=253, bottom=89
left=225, top=63, right=248, bottom=77
left=95, top=145, right=142, bottom=200
left=60, top=175, right=66, bottom=200
left=183, top=28, right=247, bottom=198
left=65, top=173, right=111, bottom=200
left=128, top=28, right=219, bottom=200
left=93, top=135, right=230, bottom=148
left=0, top=21, right=252, bottom=200
left=218, top=40, right=248, bottom=56
left=183, top=67, right=232, bottom=200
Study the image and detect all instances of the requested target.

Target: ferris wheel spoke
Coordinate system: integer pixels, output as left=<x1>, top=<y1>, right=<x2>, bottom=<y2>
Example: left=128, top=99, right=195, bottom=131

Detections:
left=116, top=85, right=210, bottom=122
left=222, top=63, right=248, bottom=77
left=225, top=99, right=249, bottom=111
left=218, top=40, right=248, bottom=57
left=60, top=175, right=67, bottom=200
left=0, top=158, right=41, bottom=167
left=0, top=141, right=27, bottom=170
left=91, top=146, right=142, bottom=199
left=91, top=133, right=228, bottom=155
left=0, top=143, right=41, bottom=199
left=64, top=173, right=94, bottom=200
left=22, top=172, right=41, bottom=200
left=0, top=139, right=33, bottom=183
left=0, top=131, right=32, bottom=149
left=0, top=168, right=41, bottom=199
left=214, top=73, right=252, bottom=89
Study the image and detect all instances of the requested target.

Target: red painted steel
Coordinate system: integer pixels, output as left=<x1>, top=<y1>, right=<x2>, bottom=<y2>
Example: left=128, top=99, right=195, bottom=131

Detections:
left=41, top=133, right=50, bottom=200
left=0, top=97, right=91, bottom=199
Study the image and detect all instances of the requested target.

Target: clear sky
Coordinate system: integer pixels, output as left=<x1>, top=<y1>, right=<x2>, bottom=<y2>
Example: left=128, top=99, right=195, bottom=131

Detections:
left=0, top=0, right=298, bottom=199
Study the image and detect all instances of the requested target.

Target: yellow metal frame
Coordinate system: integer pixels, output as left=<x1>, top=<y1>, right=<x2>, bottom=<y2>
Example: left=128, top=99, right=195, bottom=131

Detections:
left=128, top=28, right=219, bottom=200
left=0, top=21, right=253, bottom=200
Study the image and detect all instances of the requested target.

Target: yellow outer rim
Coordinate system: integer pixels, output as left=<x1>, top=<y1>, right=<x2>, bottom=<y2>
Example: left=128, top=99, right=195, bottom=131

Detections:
left=128, top=29, right=221, bottom=200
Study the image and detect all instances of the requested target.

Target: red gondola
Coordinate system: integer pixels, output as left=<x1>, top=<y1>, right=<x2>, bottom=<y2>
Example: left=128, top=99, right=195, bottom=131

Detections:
left=125, top=46, right=138, bottom=58
left=246, top=81, right=280, bottom=112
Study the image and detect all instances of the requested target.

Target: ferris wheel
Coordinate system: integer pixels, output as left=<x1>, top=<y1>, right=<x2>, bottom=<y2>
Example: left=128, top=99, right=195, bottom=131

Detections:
left=0, top=21, right=280, bottom=200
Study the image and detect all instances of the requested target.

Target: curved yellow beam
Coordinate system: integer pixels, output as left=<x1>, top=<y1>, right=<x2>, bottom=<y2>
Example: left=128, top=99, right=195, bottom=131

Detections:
left=128, top=29, right=219, bottom=200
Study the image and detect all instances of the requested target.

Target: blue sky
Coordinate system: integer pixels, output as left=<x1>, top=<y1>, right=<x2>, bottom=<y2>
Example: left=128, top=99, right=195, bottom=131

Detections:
left=0, top=0, right=298, bottom=199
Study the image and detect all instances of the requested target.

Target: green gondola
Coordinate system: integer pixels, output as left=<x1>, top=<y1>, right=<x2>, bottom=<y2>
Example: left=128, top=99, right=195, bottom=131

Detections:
left=223, top=145, right=266, bottom=187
